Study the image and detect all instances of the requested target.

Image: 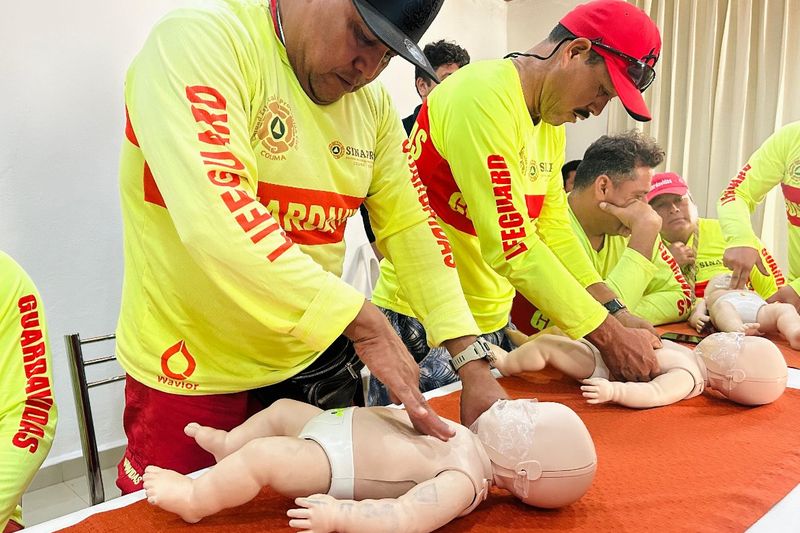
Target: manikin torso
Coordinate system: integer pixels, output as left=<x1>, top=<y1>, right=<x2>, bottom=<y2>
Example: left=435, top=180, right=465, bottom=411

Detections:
left=302, top=407, right=493, bottom=514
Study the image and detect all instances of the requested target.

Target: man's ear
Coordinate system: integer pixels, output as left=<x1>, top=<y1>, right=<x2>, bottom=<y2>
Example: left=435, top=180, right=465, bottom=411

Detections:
left=594, top=174, right=611, bottom=200
left=415, top=77, right=433, bottom=99
left=562, top=37, right=593, bottom=65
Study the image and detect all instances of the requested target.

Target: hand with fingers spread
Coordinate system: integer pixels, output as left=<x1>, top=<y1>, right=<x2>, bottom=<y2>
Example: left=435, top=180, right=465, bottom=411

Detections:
left=344, top=301, right=454, bottom=441
left=722, top=246, right=767, bottom=289
left=585, top=314, right=661, bottom=382
left=613, top=308, right=658, bottom=336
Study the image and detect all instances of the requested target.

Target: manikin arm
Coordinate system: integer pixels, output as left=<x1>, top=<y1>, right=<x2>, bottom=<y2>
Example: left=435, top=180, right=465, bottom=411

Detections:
left=688, top=298, right=709, bottom=332
left=580, top=348, right=697, bottom=408
left=287, top=470, right=476, bottom=533
left=581, top=369, right=694, bottom=408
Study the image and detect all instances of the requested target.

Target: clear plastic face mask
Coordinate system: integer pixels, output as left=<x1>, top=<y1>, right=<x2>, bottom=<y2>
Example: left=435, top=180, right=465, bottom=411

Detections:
left=711, top=273, right=733, bottom=291
left=695, top=332, right=745, bottom=374
left=470, top=399, right=541, bottom=496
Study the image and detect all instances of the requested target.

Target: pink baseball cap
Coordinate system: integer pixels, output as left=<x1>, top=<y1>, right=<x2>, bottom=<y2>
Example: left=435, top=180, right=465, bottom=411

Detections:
left=647, top=172, right=689, bottom=203
left=560, top=0, right=661, bottom=122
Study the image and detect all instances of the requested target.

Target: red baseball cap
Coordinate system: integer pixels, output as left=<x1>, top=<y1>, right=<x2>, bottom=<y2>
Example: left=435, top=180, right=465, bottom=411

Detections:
left=647, top=172, right=689, bottom=203
left=560, top=0, right=661, bottom=122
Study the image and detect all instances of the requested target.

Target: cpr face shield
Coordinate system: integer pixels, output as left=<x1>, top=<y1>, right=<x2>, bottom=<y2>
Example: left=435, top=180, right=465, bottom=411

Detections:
left=470, top=399, right=597, bottom=508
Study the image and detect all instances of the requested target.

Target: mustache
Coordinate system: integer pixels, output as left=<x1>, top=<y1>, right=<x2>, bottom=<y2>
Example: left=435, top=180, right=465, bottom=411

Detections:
left=575, top=109, right=590, bottom=119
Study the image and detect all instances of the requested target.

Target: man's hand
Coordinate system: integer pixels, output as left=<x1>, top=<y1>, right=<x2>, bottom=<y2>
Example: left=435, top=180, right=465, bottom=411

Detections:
left=723, top=246, right=767, bottom=289
left=599, top=201, right=662, bottom=257
left=767, top=285, right=800, bottom=311
left=613, top=308, right=657, bottom=335
left=344, top=302, right=454, bottom=441
left=585, top=314, right=661, bottom=382
left=668, top=241, right=696, bottom=268
left=457, top=360, right=509, bottom=427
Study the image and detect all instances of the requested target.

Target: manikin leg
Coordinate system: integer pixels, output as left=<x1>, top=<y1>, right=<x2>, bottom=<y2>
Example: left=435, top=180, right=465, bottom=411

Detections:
left=190, top=398, right=322, bottom=461
left=710, top=301, right=761, bottom=335
left=757, top=303, right=800, bottom=349
left=143, top=436, right=331, bottom=523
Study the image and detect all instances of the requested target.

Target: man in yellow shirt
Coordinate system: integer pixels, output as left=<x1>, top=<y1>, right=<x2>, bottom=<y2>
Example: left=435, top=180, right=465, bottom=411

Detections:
left=561, top=133, right=692, bottom=326
left=717, top=122, right=800, bottom=310
left=371, top=0, right=665, bottom=405
left=648, top=172, right=784, bottom=300
left=116, top=0, right=499, bottom=493
left=0, top=252, right=57, bottom=532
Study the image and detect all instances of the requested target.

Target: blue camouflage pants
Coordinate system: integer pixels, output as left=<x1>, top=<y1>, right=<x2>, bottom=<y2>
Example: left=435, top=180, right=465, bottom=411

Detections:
left=367, top=307, right=516, bottom=406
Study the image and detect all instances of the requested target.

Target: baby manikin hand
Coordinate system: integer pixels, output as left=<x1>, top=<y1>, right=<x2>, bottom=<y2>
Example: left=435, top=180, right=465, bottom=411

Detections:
left=691, top=314, right=710, bottom=333
left=288, top=494, right=337, bottom=533
left=581, top=378, right=614, bottom=404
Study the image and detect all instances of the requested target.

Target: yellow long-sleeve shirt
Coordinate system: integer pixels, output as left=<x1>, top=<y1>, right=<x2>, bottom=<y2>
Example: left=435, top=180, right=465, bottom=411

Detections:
left=667, top=218, right=784, bottom=299
left=717, top=121, right=800, bottom=294
left=0, top=252, right=57, bottom=529
left=526, top=208, right=692, bottom=331
left=118, top=0, right=478, bottom=394
left=372, top=60, right=607, bottom=339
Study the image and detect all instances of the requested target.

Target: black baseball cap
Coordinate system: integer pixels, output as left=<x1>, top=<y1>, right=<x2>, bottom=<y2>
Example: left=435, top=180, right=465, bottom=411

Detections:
left=352, top=0, right=445, bottom=80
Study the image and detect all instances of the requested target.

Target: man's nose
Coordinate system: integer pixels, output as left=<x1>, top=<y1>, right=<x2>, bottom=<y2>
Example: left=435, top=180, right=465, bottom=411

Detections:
left=590, top=96, right=611, bottom=116
left=354, top=46, right=389, bottom=79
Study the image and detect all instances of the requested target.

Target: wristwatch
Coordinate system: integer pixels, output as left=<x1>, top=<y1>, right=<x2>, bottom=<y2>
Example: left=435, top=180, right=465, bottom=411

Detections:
left=603, top=298, right=627, bottom=315
left=450, top=338, right=496, bottom=372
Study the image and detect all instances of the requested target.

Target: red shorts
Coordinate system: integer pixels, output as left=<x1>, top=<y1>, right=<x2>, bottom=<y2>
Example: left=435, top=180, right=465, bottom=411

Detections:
left=116, top=375, right=256, bottom=494
left=3, top=520, right=23, bottom=533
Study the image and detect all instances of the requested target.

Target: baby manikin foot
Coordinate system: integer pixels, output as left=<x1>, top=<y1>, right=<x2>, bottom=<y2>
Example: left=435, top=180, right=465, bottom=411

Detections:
left=143, top=465, right=203, bottom=523
left=185, top=422, right=231, bottom=462
left=739, top=323, right=762, bottom=336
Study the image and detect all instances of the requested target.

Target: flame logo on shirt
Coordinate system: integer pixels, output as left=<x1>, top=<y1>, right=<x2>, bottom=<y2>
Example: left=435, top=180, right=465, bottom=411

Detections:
left=160, top=340, right=197, bottom=381
left=258, top=97, right=297, bottom=155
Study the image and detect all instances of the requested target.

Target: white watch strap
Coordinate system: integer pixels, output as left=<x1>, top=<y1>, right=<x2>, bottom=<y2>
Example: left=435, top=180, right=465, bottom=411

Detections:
left=450, top=339, right=493, bottom=371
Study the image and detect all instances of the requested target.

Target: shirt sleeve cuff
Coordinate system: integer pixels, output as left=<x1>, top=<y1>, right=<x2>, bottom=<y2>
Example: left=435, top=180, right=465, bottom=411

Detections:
left=559, top=307, right=608, bottom=340
left=419, top=302, right=481, bottom=347
left=291, top=274, right=365, bottom=351
left=788, top=278, right=800, bottom=295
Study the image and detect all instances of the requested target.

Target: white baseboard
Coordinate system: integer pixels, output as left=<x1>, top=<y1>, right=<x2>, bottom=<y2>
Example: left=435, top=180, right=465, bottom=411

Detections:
left=26, top=444, right=126, bottom=493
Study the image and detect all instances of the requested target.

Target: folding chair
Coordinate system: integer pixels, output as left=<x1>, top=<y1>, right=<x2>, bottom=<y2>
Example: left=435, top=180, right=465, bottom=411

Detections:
left=64, top=333, right=124, bottom=505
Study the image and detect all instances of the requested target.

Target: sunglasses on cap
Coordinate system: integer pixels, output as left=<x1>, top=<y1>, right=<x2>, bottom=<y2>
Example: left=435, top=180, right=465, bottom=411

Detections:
left=590, top=40, right=657, bottom=92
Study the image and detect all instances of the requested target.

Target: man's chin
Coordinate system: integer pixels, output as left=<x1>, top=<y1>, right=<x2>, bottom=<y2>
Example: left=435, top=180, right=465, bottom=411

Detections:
left=307, top=80, right=345, bottom=105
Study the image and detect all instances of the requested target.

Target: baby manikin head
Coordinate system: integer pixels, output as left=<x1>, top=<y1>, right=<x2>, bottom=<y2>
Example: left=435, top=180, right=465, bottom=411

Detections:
left=696, top=333, right=787, bottom=405
left=469, top=399, right=597, bottom=508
